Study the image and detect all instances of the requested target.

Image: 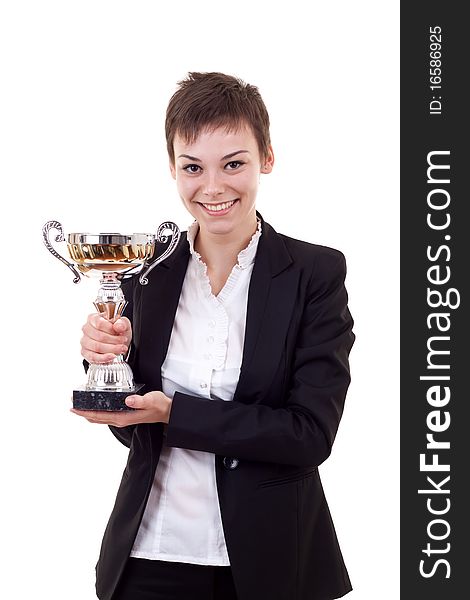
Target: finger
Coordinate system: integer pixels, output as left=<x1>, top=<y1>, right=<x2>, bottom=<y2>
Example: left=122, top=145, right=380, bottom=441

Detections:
left=70, top=408, right=140, bottom=427
left=89, top=313, right=117, bottom=335
left=83, top=318, right=129, bottom=346
left=81, top=349, right=118, bottom=364
left=80, top=334, right=128, bottom=357
left=81, top=318, right=128, bottom=356
left=70, top=408, right=103, bottom=421
left=112, top=317, right=132, bottom=335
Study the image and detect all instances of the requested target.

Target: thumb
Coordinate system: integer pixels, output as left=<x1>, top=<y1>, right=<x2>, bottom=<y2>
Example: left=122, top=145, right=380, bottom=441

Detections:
left=125, top=394, right=143, bottom=409
left=125, top=393, right=154, bottom=409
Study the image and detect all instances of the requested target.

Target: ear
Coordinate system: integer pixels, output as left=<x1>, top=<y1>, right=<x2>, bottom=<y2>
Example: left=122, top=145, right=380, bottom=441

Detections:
left=169, top=161, right=176, bottom=180
left=260, top=145, right=275, bottom=174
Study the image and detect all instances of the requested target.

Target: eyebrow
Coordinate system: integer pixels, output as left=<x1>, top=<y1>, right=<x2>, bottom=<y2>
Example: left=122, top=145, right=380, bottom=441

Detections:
left=177, top=150, right=250, bottom=162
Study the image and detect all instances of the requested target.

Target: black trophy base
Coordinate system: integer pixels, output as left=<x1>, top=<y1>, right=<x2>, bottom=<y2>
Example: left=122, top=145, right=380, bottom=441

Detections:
left=73, top=383, right=145, bottom=411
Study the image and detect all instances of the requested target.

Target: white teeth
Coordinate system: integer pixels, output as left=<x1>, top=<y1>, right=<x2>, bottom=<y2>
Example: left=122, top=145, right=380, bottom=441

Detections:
left=201, top=200, right=236, bottom=212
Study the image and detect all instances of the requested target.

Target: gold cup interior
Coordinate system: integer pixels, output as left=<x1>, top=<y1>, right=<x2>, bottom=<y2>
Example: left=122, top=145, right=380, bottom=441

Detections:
left=67, top=242, right=155, bottom=274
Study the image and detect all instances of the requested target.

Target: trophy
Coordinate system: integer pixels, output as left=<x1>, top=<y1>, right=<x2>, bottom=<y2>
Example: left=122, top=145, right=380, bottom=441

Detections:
left=43, top=220, right=180, bottom=411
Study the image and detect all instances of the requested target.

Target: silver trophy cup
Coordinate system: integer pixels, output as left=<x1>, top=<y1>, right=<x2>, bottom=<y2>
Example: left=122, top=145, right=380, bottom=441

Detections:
left=43, top=220, right=180, bottom=411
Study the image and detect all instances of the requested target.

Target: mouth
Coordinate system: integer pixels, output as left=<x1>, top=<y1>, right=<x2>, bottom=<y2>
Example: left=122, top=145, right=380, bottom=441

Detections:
left=198, top=199, right=238, bottom=215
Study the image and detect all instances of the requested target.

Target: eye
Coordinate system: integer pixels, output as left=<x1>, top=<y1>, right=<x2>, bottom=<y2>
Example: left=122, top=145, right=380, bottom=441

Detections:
left=225, top=160, right=244, bottom=170
left=182, top=164, right=201, bottom=174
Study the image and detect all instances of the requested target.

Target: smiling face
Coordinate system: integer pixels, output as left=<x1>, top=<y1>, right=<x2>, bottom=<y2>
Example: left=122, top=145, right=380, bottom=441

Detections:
left=170, top=124, right=274, bottom=242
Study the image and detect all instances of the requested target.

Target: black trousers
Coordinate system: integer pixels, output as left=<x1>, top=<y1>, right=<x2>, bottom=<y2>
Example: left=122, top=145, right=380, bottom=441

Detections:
left=112, top=558, right=238, bottom=600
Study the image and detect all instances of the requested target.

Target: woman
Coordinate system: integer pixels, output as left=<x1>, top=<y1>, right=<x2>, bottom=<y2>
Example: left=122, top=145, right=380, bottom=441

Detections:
left=74, top=72, right=355, bottom=600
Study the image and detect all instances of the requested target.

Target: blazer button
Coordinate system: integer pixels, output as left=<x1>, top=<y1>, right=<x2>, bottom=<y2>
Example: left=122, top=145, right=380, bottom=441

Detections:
left=223, top=457, right=239, bottom=470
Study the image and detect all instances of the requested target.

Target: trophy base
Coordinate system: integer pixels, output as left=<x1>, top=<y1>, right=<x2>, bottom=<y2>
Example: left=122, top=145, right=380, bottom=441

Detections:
left=73, top=383, right=145, bottom=411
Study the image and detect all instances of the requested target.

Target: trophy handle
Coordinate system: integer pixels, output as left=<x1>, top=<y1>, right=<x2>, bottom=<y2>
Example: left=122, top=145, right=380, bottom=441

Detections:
left=42, top=220, right=82, bottom=284
left=139, top=221, right=181, bottom=285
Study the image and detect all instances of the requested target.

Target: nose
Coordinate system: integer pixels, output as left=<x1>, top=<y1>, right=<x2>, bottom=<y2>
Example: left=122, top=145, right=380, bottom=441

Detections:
left=202, top=171, right=225, bottom=198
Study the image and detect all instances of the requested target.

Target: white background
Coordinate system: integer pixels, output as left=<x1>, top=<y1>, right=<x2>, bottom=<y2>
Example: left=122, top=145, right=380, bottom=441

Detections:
left=0, top=1, right=399, bottom=598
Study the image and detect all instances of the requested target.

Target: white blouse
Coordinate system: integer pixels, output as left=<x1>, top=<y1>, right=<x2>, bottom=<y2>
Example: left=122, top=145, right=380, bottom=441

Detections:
left=130, top=219, right=261, bottom=566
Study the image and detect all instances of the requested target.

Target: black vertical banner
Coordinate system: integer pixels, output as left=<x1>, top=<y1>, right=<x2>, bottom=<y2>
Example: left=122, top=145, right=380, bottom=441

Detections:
left=401, top=3, right=468, bottom=599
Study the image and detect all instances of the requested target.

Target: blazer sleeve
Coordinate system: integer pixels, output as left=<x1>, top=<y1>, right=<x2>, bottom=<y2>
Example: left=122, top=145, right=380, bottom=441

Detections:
left=165, top=250, right=355, bottom=467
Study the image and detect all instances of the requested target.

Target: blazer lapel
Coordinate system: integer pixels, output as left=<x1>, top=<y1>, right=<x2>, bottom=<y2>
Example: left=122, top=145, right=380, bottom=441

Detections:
left=138, top=234, right=190, bottom=382
left=234, top=219, right=300, bottom=405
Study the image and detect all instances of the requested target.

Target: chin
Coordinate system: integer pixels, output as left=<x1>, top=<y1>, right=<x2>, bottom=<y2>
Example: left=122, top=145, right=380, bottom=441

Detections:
left=202, top=220, right=235, bottom=235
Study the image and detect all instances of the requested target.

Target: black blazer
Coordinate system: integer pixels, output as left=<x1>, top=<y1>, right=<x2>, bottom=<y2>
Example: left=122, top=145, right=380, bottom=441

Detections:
left=95, top=215, right=355, bottom=600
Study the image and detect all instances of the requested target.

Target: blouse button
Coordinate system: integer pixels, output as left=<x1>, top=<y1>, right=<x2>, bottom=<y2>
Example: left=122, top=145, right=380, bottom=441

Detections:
left=203, top=353, right=212, bottom=361
left=223, top=457, right=239, bottom=470
left=200, top=382, right=208, bottom=389
left=207, top=336, right=214, bottom=344
left=208, top=320, right=216, bottom=328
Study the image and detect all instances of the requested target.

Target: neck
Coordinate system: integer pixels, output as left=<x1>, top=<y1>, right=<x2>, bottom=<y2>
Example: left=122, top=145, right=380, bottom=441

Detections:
left=194, top=215, right=258, bottom=271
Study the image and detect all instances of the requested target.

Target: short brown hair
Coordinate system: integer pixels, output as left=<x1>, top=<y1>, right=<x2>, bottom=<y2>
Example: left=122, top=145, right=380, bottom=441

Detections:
left=165, top=72, right=271, bottom=164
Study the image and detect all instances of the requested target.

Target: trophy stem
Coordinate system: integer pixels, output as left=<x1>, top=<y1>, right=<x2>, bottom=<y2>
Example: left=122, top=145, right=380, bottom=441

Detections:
left=85, top=271, right=136, bottom=394
left=93, top=272, right=127, bottom=321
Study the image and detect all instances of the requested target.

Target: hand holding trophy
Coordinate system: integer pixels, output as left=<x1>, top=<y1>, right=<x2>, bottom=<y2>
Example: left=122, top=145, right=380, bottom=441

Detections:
left=42, top=220, right=180, bottom=411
